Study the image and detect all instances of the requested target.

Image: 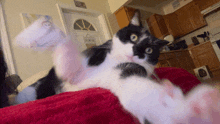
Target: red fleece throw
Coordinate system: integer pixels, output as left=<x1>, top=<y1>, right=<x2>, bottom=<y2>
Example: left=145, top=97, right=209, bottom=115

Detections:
left=0, top=67, right=201, bottom=124
left=155, top=67, right=201, bottom=94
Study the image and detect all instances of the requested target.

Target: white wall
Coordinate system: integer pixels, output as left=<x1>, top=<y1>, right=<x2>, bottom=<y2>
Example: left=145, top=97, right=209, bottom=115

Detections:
left=2, top=0, right=111, bottom=80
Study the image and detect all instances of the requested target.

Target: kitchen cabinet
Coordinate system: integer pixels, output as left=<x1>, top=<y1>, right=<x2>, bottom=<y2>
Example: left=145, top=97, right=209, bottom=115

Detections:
left=162, top=1, right=207, bottom=38
left=146, top=14, right=169, bottom=39
left=194, top=0, right=220, bottom=11
left=189, top=41, right=220, bottom=76
left=157, top=42, right=220, bottom=77
left=163, top=12, right=183, bottom=38
left=157, top=50, right=195, bottom=75
left=175, top=2, right=195, bottom=35
left=114, top=6, right=136, bottom=29
left=188, top=2, right=207, bottom=29
left=175, top=1, right=207, bottom=36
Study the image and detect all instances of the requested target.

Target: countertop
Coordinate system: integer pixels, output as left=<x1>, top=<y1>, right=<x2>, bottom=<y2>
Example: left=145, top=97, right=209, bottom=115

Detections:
left=161, top=41, right=211, bottom=53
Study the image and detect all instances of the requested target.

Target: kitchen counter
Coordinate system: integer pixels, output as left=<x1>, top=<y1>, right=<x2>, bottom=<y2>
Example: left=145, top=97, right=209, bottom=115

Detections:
left=160, top=41, right=211, bottom=53
left=159, top=41, right=220, bottom=77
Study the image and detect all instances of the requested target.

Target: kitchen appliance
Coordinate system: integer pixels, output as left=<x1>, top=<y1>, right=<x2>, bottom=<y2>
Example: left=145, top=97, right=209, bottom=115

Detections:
left=209, top=26, right=220, bottom=62
left=194, top=65, right=212, bottom=80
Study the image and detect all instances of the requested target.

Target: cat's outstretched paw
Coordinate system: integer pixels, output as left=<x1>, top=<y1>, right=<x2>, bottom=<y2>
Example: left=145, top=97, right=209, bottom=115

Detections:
left=14, top=16, right=66, bottom=51
left=185, top=85, right=220, bottom=124
left=53, top=40, right=86, bottom=84
left=119, top=78, right=184, bottom=124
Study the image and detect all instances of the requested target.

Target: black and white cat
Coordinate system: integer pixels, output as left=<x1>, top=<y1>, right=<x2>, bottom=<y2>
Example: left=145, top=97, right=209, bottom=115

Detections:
left=14, top=11, right=220, bottom=124
left=14, top=10, right=168, bottom=104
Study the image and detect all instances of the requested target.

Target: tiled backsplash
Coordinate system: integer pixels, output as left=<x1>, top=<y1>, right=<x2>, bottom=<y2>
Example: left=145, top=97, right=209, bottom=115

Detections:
left=179, top=9, right=220, bottom=45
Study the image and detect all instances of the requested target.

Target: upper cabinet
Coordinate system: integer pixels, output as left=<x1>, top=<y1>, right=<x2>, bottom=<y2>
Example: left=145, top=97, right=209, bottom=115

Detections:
left=163, top=12, right=183, bottom=38
left=194, top=0, right=220, bottom=11
left=146, top=14, right=169, bottom=39
left=175, top=1, right=207, bottom=36
left=114, top=6, right=136, bottom=29
left=148, top=1, right=207, bottom=39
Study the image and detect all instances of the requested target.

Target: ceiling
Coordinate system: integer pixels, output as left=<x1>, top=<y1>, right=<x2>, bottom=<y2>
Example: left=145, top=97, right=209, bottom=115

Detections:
left=128, top=0, right=171, bottom=8
left=126, top=0, right=174, bottom=19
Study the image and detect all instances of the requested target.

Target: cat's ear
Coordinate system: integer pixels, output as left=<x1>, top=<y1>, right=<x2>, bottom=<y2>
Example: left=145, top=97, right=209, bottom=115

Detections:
left=130, top=10, right=142, bottom=27
left=186, top=85, right=220, bottom=123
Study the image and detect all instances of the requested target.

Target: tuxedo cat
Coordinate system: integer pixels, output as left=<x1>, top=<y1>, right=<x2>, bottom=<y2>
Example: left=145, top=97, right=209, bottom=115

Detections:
left=14, top=10, right=168, bottom=104
left=14, top=11, right=220, bottom=124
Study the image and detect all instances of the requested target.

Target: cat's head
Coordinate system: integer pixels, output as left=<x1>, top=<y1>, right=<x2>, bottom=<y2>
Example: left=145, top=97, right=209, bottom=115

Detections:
left=111, top=10, right=169, bottom=65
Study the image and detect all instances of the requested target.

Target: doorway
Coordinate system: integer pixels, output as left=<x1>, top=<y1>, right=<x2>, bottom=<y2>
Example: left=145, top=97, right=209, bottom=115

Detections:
left=56, top=4, right=111, bottom=52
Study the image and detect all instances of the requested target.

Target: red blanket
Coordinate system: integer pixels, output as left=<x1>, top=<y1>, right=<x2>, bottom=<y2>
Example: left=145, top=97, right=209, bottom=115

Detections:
left=0, top=67, right=201, bottom=124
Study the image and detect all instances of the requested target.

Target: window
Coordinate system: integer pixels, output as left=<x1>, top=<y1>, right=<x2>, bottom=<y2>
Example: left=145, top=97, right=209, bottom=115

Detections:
left=74, top=19, right=96, bottom=31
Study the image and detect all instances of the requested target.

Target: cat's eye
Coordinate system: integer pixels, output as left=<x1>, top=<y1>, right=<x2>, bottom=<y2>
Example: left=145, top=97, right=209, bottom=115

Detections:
left=130, top=34, right=138, bottom=42
left=145, top=48, right=153, bottom=54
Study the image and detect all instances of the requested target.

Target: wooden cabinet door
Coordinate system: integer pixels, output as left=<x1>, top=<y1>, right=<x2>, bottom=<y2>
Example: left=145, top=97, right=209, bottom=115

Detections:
left=167, top=58, right=180, bottom=67
left=190, top=42, right=220, bottom=70
left=163, top=13, right=183, bottom=38
left=158, top=60, right=169, bottom=67
left=188, top=2, right=207, bottom=29
left=147, top=15, right=160, bottom=38
left=176, top=51, right=195, bottom=71
left=176, top=3, right=194, bottom=35
left=175, top=1, right=207, bottom=36
left=114, top=7, right=136, bottom=29
left=154, top=14, right=169, bottom=39
left=194, top=0, right=217, bottom=11
left=147, top=14, right=169, bottom=39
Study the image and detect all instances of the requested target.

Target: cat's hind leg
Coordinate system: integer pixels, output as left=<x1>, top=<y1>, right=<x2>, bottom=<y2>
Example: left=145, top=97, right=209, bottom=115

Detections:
left=116, top=77, right=185, bottom=124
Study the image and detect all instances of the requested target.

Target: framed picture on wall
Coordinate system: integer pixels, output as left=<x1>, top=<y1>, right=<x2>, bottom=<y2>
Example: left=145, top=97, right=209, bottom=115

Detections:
left=20, top=13, right=52, bottom=28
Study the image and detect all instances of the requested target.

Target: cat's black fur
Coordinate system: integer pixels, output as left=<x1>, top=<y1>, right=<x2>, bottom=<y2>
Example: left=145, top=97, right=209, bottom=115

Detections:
left=36, top=68, right=61, bottom=99
left=31, top=68, right=62, bottom=99
left=0, top=50, right=9, bottom=108
left=82, top=40, right=112, bottom=66
left=116, top=62, right=147, bottom=78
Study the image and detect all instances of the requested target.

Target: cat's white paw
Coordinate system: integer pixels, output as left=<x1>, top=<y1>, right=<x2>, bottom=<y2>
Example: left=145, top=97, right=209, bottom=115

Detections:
left=14, top=16, right=66, bottom=51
